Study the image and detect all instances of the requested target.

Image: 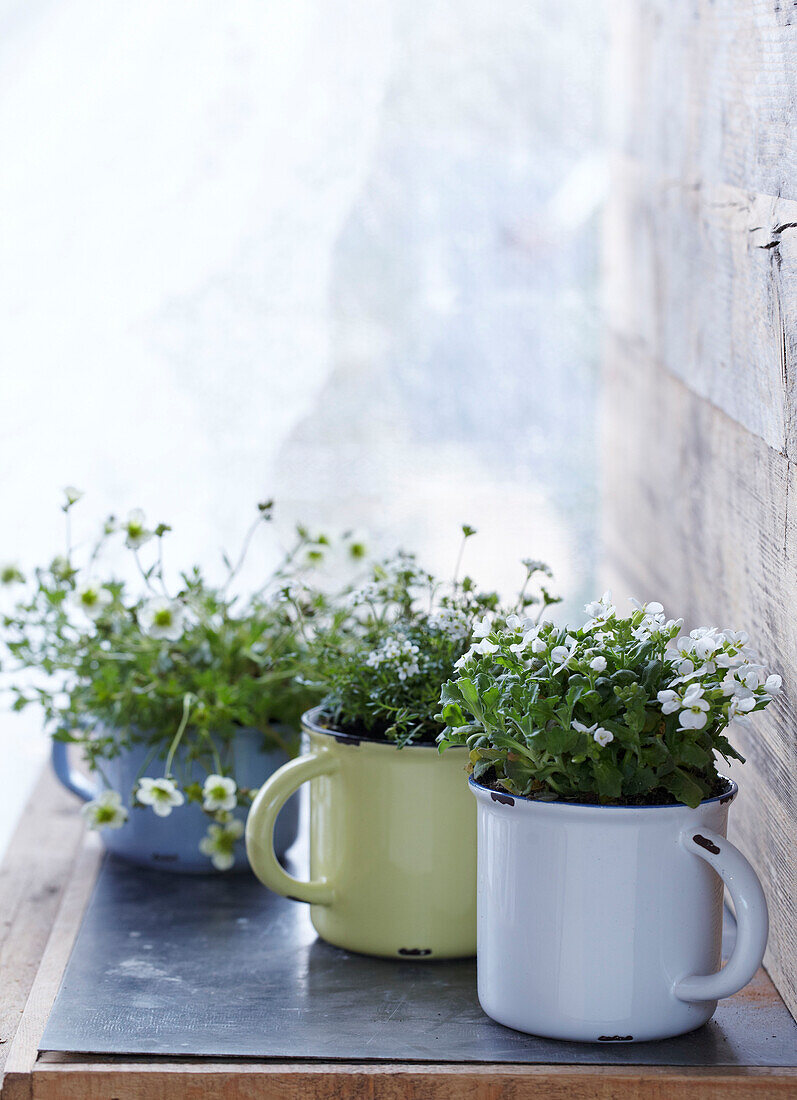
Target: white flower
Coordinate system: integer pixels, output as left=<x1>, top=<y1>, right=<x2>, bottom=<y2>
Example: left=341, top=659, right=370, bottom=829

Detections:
left=202, top=774, right=238, bottom=813
left=139, top=598, right=185, bottom=641
left=454, top=647, right=476, bottom=669
left=509, top=628, right=539, bottom=656
left=81, top=790, right=128, bottom=830
left=73, top=581, right=112, bottom=620
left=472, top=638, right=499, bottom=657
left=124, top=508, right=153, bottom=550
left=365, top=635, right=421, bottom=679
left=669, top=632, right=719, bottom=682
left=0, top=562, right=24, bottom=585
left=505, top=614, right=535, bottom=633
left=344, top=531, right=368, bottom=561
left=693, top=633, right=720, bottom=661
left=550, top=635, right=578, bottom=672
left=673, top=636, right=695, bottom=658
left=737, top=664, right=767, bottom=690
left=671, top=660, right=716, bottom=685
left=678, top=684, right=710, bottom=730
left=720, top=670, right=741, bottom=696
left=136, top=777, right=185, bottom=817
left=573, top=720, right=614, bottom=747
left=530, top=635, right=547, bottom=654
left=728, top=692, right=756, bottom=721
left=657, top=689, right=681, bottom=715
left=715, top=649, right=746, bottom=669
left=629, top=598, right=667, bottom=642
left=471, top=614, right=494, bottom=639
left=679, top=709, right=709, bottom=730
left=427, top=606, right=469, bottom=638
left=199, top=818, right=244, bottom=871
left=590, top=655, right=607, bottom=673
left=764, top=674, right=782, bottom=696
left=629, top=598, right=665, bottom=616
left=584, top=590, right=615, bottom=626
left=64, top=486, right=84, bottom=506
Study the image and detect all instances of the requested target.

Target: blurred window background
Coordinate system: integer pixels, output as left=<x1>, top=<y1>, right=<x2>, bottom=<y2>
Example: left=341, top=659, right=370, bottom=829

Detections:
left=0, top=0, right=605, bottom=854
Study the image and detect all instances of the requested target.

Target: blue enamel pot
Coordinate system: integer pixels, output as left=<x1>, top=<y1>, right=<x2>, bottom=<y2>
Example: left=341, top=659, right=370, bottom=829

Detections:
left=51, top=727, right=300, bottom=874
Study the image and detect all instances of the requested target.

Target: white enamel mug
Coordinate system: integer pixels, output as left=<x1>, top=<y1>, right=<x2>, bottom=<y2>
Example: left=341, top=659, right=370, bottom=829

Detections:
left=472, top=778, right=768, bottom=1042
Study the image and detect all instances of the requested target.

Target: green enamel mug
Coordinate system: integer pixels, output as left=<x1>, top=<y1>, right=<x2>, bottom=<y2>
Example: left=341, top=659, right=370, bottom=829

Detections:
left=245, top=706, right=477, bottom=959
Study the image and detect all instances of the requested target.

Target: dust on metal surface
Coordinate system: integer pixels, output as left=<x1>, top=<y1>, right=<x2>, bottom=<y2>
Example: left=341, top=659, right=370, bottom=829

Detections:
left=41, top=856, right=797, bottom=1065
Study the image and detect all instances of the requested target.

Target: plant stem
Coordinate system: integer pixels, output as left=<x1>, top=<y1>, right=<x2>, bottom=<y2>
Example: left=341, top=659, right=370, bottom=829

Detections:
left=222, top=514, right=267, bottom=595
left=133, top=550, right=159, bottom=595
left=164, top=693, right=194, bottom=777
left=452, top=532, right=469, bottom=590
left=156, top=538, right=170, bottom=598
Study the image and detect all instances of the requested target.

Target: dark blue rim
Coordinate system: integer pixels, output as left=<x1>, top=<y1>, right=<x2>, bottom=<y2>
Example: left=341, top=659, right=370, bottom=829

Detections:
left=469, top=775, right=738, bottom=809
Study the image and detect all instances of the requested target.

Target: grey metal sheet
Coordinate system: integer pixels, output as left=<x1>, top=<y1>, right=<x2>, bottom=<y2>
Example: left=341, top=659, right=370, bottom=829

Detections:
left=41, top=855, right=796, bottom=1065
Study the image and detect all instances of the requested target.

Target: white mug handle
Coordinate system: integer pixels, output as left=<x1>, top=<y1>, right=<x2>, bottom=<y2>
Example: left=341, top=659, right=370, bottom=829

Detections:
left=674, top=827, right=768, bottom=1002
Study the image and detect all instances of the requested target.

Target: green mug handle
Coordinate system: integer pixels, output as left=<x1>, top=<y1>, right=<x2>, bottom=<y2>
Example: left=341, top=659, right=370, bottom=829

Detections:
left=246, top=749, right=339, bottom=905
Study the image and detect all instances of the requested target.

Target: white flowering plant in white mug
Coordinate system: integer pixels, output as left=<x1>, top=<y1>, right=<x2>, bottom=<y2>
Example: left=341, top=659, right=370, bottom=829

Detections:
left=311, top=528, right=559, bottom=746
left=2, top=491, right=363, bottom=867
left=438, top=592, right=781, bottom=807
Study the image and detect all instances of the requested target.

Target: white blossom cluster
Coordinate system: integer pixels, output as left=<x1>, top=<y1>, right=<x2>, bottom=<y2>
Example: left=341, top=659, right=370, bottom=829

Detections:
left=427, top=605, right=471, bottom=639
left=364, top=635, right=422, bottom=681
left=658, top=626, right=781, bottom=732
left=455, top=592, right=782, bottom=743
left=81, top=772, right=245, bottom=870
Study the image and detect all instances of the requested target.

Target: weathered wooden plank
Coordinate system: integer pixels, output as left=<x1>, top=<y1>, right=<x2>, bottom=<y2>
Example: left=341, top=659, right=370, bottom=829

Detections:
left=610, top=0, right=797, bottom=202
left=604, top=160, right=796, bottom=451
left=0, top=768, right=86, bottom=1081
left=601, top=337, right=797, bottom=1020
left=24, top=1061, right=797, bottom=1100
left=2, top=837, right=102, bottom=1100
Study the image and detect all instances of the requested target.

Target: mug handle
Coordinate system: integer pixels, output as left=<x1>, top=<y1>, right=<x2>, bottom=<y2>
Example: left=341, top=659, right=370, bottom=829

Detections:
left=246, top=749, right=339, bottom=906
left=51, top=739, right=100, bottom=802
left=674, top=827, right=769, bottom=1002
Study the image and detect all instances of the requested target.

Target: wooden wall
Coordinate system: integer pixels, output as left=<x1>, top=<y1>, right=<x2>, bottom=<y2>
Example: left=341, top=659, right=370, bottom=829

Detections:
left=603, top=0, right=797, bottom=1018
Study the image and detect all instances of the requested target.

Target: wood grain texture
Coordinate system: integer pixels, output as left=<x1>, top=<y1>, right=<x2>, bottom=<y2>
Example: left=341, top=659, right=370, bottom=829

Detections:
left=604, top=160, right=796, bottom=451
left=24, top=1061, right=797, bottom=1100
left=0, top=769, right=85, bottom=1081
left=1, top=837, right=102, bottom=1100
left=601, top=338, right=797, bottom=1020
left=610, top=0, right=797, bottom=202
left=606, top=0, right=797, bottom=1020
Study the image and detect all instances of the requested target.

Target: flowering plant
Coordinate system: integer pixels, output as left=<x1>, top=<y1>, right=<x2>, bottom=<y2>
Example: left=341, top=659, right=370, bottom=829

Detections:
left=312, top=528, right=558, bottom=746
left=1, top=491, right=360, bottom=865
left=438, top=592, right=782, bottom=807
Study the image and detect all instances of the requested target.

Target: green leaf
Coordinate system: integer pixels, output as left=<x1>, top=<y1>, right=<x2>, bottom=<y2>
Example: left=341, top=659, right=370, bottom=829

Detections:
left=440, top=702, right=467, bottom=728
left=51, top=728, right=78, bottom=742
left=665, top=768, right=705, bottom=809
left=540, top=724, right=578, bottom=755
left=456, top=677, right=482, bottom=717
left=593, top=757, right=623, bottom=799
